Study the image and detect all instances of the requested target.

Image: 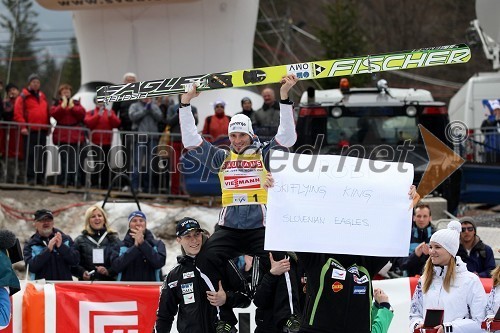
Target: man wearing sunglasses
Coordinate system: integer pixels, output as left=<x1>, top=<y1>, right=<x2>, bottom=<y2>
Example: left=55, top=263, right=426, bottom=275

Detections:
left=457, top=216, right=496, bottom=278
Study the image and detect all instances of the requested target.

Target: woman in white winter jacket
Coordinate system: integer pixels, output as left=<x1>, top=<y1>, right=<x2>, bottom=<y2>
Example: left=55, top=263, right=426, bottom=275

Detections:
left=485, top=265, right=500, bottom=331
left=409, top=220, right=487, bottom=333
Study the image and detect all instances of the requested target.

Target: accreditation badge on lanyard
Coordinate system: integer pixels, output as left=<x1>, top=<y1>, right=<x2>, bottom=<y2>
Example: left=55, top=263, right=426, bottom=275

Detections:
left=87, top=232, right=108, bottom=264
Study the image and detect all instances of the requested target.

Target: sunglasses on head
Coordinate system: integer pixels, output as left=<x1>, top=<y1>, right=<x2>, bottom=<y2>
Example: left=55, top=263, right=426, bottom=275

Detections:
left=461, top=226, right=474, bottom=232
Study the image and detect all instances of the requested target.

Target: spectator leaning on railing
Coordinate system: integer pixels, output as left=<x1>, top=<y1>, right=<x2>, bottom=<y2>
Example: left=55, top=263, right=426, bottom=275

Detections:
left=84, top=98, right=121, bottom=190
left=50, top=83, right=87, bottom=188
left=128, top=98, right=163, bottom=193
left=481, top=99, right=500, bottom=164
left=13, top=74, right=50, bottom=186
left=1, top=83, right=25, bottom=183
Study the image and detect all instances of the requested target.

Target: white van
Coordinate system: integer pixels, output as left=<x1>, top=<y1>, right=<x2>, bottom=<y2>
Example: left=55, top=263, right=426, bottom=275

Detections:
left=448, top=72, right=500, bottom=129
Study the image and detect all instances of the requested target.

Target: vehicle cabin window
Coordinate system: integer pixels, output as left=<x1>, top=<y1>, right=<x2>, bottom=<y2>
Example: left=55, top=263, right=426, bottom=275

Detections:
left=327, top=114, right=418, bottom=145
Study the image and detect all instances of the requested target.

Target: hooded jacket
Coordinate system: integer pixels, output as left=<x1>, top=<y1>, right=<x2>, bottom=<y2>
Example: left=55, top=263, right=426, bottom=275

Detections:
left=409, top=256, right=487, bottom=333
left=23, top=228, right=79, bottom=280
left=0, top=250, right=20, bottom=295
left=111, top=229, right=166, bottom=282
left=456, top=236, right=496, bottom=278
left=13, top=88, right=50, bottom=131
left=0, top=246, right=20, bottom=329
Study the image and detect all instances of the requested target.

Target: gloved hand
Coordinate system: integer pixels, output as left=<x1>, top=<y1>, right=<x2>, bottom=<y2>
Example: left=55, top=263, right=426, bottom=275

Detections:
left=68, top=98, right=74, bottom=108
left=61, top=96, right=68, bottom=108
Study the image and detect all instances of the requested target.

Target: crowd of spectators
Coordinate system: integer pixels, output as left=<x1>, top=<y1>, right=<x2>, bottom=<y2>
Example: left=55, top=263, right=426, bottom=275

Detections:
left=0, top=73, right=279, bottom=195
left=23, top=207, right=166, bottom=283
left=3, top=72, right=500, bottom=333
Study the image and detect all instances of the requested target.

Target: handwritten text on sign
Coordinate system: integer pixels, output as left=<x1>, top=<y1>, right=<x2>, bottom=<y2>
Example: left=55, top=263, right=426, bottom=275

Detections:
left=265, top=151, right=414, bottom=256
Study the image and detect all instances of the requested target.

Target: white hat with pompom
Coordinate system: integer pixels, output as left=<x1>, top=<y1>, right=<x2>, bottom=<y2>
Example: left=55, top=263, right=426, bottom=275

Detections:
left=430, top=220, right=462, bottom=257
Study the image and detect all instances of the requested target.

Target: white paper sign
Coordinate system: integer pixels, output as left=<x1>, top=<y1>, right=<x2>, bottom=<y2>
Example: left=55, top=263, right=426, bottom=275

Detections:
left=265, top=151, right=414, bottom=256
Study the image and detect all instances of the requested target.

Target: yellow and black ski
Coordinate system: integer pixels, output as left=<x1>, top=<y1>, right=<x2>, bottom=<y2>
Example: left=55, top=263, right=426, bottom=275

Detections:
left=96, top=44, right=470, bottom=103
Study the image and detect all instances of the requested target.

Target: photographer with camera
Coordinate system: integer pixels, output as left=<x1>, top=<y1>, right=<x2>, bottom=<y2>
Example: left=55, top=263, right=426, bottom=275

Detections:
left=0, top=229, right=21, bottom=329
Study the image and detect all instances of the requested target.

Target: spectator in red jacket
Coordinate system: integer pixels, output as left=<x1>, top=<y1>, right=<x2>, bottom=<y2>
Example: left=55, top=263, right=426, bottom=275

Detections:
left=13, top=74, right=50, bottom=185
left=1, top=83, right=25, bottom=183
left=202, top=100, right=231, bottom=144
left=84, top=98, right=121, bottom=189
left=50, top=84, right=87, bottom=187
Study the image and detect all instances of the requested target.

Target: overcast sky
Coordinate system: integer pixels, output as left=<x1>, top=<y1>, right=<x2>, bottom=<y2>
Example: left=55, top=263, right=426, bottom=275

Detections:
left=0, top=1, right=75, bottom=63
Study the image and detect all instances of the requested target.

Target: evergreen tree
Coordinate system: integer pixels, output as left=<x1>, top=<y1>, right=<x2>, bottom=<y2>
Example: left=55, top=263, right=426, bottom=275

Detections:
left=315, top=0, right=371, bottom=89
left=39, top=50, right=58, bottom=102
left=0, top=0, right=40, bottom=88
left=60, top=37, right=81, bottom=94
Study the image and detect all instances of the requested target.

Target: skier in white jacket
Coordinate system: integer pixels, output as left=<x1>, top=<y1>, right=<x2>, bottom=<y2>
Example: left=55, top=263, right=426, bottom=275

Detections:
left=409, top=220, right=486, bottom=333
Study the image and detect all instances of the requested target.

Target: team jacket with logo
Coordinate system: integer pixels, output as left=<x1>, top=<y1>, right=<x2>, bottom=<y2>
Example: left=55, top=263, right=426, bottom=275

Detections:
left=179, top=102, right=296, bottom=230
left=23, top=228, right=80, bottom=281
left=297, top=253, right=389, bottom=333
left=154, top=255, right=251, bottom=333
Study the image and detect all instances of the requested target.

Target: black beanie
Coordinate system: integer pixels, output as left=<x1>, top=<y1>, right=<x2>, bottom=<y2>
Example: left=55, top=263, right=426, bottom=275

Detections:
left=459, top=216, right=477, bottom=232
left=5, top=83, right=18, bottom=93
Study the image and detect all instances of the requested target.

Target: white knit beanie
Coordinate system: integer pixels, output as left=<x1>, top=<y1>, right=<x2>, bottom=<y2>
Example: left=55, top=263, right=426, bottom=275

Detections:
left=430, top=220, right=462, bottom=257
left=228, top=114, right=255, bottom=138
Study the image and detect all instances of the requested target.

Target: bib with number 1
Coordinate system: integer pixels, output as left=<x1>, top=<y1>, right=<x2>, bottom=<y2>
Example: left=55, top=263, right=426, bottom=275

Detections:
left=219, top=151, right=268, bottom=206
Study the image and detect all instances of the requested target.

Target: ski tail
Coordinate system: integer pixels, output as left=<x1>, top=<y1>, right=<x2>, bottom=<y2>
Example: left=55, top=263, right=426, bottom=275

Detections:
left=96, top=44, right=470, bottom=103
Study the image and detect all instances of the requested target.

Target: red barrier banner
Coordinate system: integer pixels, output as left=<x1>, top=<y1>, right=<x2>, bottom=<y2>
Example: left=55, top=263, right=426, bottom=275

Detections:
left=0, top=278, right=495, bottom=333
left=55, top=284, right=160, bottom=333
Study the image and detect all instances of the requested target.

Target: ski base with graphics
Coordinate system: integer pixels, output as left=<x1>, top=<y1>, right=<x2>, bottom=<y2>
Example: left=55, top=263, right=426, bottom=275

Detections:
left=96, top=44, right=470, bottom=103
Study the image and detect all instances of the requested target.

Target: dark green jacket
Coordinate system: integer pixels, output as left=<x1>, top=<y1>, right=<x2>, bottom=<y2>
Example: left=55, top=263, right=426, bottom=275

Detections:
left=0, top=249, right=20, bottom=296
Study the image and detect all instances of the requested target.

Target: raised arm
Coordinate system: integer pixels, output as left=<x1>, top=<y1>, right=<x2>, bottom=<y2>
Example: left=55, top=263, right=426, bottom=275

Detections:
left=275, top=74, right=298, bottom=148
left=179, top=85, right=203, bottom=148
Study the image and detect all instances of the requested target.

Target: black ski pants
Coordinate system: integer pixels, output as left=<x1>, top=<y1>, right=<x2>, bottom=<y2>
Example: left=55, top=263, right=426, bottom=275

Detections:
left=196, top=227, right=300, bottom=327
